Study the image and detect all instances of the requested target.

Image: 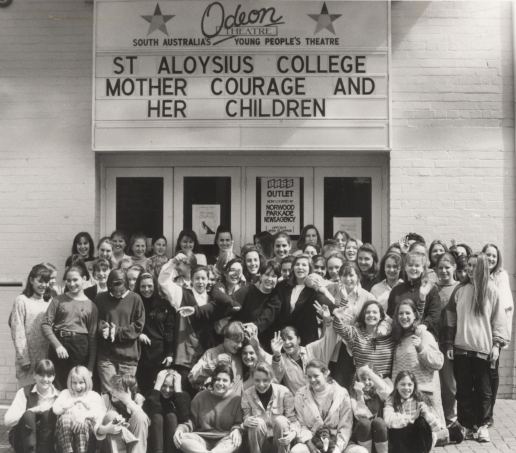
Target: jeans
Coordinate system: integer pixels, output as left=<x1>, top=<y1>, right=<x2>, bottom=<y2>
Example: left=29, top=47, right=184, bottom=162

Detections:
left=247, top=415, right=291, bottom=453
left=388, top=416, right=433, bottom=453
left=49, top=333, right=89, bottom=390
left=149, top=412, right=179, bottom=453
left=97, top=359, right=138, bottom=393
left=179, top=433, right=240, bottom=453
left=99, top=409, right=149, bottom=453
left=454, top=354, right=492, bottom=428
left=9, top=410, right=56, bottom=453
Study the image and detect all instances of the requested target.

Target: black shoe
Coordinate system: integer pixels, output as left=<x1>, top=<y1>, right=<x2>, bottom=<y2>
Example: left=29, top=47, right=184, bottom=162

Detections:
left=448, top=420, right=465, bottom=444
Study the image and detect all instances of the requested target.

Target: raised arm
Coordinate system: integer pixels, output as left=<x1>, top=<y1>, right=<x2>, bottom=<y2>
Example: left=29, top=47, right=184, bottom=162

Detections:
left=158, top=259, right=184, bottom=309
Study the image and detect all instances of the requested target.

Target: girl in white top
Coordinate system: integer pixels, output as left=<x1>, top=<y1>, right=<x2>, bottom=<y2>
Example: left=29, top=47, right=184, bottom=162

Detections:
left=53, top=366, right=104, bottom=453
left=175, top=229, right=208, bottom=266
left=371, top=252, right=403, bottom=311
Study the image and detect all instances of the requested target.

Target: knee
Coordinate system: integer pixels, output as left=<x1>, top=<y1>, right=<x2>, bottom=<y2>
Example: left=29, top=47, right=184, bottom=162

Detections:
left=273, top=416, right=290, bottom=431
left=164, top=412, right=178, bottom=428
left=151, top=413, right=163, bottom=426
left=249, top=418, right=267, bottom=434
left=20, top=410, right=36, bottom=424
left=371, top=417, right=387, bottom=433
left=354, top=418, right=372, bottom=437
left=131, top=410, right=150, bottom=428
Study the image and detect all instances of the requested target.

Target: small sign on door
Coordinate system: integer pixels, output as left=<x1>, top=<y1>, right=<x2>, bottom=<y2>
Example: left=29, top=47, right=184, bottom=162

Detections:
left=193, top=204, right=220, bottom=244
left=333, top=217, right=362, bottom=240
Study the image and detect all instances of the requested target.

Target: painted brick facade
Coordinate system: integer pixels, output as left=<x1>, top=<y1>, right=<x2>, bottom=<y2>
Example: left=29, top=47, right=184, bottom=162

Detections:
left=391, top=1, right=515, bottom=398
left=0, top=1, right=514, bottom=401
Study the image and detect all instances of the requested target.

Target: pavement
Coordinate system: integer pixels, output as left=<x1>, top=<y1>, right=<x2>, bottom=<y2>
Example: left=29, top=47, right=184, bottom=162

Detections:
left=0, top=400, right=515, bottom=452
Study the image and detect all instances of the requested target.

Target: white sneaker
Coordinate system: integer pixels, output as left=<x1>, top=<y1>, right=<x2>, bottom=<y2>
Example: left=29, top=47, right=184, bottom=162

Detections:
left=477, top=425, right=490, bottom=443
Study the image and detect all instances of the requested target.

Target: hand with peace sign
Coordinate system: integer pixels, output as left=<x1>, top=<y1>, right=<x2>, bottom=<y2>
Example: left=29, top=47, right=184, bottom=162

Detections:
left=270, top=331, right=284, bottom=358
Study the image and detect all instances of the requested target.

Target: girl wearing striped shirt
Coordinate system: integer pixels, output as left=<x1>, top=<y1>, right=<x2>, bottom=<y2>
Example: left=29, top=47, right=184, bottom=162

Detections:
left=332, top=301, right=394, bottom=380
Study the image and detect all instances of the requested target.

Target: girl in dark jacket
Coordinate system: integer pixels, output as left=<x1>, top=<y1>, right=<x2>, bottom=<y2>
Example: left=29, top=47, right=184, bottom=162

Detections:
left=134, top=272, right=175, bottom=394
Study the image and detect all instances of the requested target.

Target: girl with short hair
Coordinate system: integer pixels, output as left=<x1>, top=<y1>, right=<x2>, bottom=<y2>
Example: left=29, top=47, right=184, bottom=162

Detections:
left=110, top=230, right=130, bottom=265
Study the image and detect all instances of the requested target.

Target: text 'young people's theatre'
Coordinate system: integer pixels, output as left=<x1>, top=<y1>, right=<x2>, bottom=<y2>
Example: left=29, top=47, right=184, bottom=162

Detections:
left=0, top=0, right=515, bottom=401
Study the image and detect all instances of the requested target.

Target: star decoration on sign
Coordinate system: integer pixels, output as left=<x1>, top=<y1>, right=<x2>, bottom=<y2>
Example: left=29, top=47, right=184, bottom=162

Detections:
left=141, top=4, right=174, bottom=36
left=308, top=2, right=342, bottom=35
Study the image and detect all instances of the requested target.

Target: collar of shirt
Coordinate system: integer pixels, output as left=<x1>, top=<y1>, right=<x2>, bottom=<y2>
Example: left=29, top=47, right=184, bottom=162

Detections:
left=193, top=290, right=207, bottom=306
left=109, top=290, right=130, bottom=299
left=32, top=384, right=59, bottom=400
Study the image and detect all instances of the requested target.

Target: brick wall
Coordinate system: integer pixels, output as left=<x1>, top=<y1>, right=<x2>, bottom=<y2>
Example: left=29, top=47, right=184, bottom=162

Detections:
left=0, top=0, right=94, bottom=400
left=391, top=1, right=516, bottom=397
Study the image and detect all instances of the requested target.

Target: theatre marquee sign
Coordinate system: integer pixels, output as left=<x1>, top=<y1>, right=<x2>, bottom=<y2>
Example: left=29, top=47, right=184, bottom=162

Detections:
left=93, top=0, right=389, bottom=151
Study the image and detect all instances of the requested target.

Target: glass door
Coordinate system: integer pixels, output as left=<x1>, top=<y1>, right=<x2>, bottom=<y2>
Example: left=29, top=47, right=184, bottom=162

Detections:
left=105, top=167, right=173, bottom=255
left=313, top=167, right=385, bottom=252
left=173, top=167, right=242, bottom=257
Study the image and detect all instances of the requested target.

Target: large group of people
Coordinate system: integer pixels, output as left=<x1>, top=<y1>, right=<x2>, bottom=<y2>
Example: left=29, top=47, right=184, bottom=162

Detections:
left=6, top=226, right=513, bottom=453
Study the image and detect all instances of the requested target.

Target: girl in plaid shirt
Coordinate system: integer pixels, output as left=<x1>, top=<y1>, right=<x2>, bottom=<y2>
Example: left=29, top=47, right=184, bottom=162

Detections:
left=53, top=366, right=104, bottom=453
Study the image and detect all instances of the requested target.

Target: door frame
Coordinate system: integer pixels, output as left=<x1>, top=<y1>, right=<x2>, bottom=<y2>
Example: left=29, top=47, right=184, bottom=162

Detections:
left=173, top=167, right=242, bottom=253
left=104, top=167, right=174, bottom=255
left=313, top=167, right=385, bottom=251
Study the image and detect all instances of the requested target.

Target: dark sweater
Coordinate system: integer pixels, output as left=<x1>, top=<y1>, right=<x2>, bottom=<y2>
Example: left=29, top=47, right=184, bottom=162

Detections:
left=386, top=278, right=440, bottom=340
left=361, top=275, right=381, bottom=293
left=95, top=291, right=145, bottom=365
left=139, top=296, right=175, bottom=367
left=184, top=389, right=243, bottom=439
left=271, top=280, right=337, bottom=346
left=142, top=388, right=191, bottom=423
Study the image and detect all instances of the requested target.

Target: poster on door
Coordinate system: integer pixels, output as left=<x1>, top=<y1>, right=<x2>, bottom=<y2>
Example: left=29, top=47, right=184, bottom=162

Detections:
left=333, top=217, right=362, bottom=240
left=193, top=204, right=220, bottom=244
left=261, top=178, right=301, bottom=235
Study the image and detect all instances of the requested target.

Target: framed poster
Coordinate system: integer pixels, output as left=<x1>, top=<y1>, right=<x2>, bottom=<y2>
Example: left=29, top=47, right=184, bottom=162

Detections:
left=192, top=204, right=220, bottom=244
left=260, top=177, right=301, bottom=235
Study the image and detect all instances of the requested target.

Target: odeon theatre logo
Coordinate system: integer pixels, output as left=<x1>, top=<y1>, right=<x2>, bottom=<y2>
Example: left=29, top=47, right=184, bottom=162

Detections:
left=134, top=1, right=343, bottom=47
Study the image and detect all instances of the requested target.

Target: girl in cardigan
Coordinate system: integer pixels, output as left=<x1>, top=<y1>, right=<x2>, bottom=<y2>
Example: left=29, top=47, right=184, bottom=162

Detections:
left=445, top=253, right=509, bottom=442
left=173, top=364, right=243, bottom=453
left=53, top=366, right=104, bottom=453
left=348, top=363, right=391, bottom=453
left=134, top=272, right=175, bottom=394
left=5, top=359, right=59, bottom=453
left=291, top=359, right=353, bottom=453
left=391, top=299, right=445, bottom=429
left=41, top=265, right=98, bottom=389
left=142, top=369, right=191, bottom=453
left=384, top=371, right=440, bottom=453
left=481, top=243, right=514, bottom=426
left=10, top=264, right=52, bottom=386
